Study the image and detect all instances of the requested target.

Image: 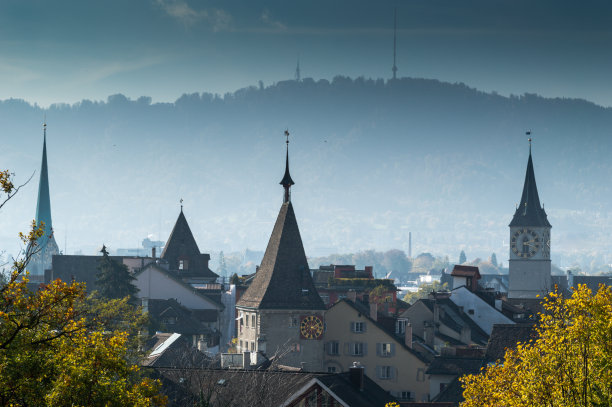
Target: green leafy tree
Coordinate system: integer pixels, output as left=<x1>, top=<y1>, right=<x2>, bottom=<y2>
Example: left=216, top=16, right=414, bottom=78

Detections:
left=461, top=284, right=612, bottom=407
left=459, top=250, right=467, bottom=264
left=96, top=245, right=138, bottom=301
left=230, top=273, right=240, bottom=285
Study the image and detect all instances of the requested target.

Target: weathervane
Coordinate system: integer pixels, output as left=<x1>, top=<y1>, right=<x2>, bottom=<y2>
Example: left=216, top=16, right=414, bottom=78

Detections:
left=180, top=198, right=183, bottom=211
left=284, top=129, right=290, bottom=145
left=526, top=130, right=532, bottom=152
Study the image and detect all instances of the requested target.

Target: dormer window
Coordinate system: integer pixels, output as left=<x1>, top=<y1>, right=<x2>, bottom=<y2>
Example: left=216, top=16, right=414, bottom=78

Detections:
left=179, top=259, right=189, bottom=270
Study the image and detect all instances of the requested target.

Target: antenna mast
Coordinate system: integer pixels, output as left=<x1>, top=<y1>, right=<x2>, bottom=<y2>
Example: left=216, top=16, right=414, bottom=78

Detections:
left=392, top=8, right=398, bottom=80
left=295, top=57, right=301, bottom=82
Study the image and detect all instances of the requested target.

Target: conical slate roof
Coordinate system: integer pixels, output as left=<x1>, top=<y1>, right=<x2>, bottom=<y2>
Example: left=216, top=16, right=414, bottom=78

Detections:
left=237, top=202, right=325, bottom=310
left=509, top=150, right=551, bottom=227
left=161, top=210, right=217, bottom=278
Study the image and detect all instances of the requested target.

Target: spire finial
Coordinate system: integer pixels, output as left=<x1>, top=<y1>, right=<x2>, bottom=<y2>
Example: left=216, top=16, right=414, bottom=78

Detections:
left=280, top=130, right=295, bottom=203
left=526, top=130, right=532, bottom=154
left=180, top=198, right=183, bottom=212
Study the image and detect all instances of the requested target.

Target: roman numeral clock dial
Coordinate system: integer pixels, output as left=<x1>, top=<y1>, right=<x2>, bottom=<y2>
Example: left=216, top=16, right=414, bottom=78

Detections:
left=511, top=228, right=541, bottom=258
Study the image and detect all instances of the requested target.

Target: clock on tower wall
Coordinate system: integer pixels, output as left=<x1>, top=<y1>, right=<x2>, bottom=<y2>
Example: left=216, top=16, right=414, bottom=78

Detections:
left=300, top=315, right=324, bottom=340
left=508, top=137, right=552, bottom=299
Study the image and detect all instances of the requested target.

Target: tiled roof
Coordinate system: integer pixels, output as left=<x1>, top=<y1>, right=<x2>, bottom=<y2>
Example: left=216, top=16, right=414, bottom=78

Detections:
left=236, top=202, right=324, bottom=310
left=426, top=356, right=484, bottom=375
left=484, top=323, right=536, bottom=364
left=147, top=299, right=213, bottom=335
left=451, top=265, right=480, bottom=278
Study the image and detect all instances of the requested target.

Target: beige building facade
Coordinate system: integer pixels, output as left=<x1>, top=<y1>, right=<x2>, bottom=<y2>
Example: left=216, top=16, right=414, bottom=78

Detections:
left=323, top=300, right=431, bottom=402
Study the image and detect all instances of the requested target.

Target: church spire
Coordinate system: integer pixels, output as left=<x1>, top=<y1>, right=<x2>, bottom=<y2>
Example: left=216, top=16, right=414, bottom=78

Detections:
left=35, top=122, right=54, bottom=245
left=280, top=130, right=295, bottom=203
left=509, top=136, right=551, bottom=227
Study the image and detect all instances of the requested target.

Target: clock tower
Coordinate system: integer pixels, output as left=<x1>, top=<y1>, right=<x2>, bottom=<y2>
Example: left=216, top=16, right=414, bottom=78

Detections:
left=235, top=132, right=325, bottom=371
left=508, top=141, right=552, bottom=299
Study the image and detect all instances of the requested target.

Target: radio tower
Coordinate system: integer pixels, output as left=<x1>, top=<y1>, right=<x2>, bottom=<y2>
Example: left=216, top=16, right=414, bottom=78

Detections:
left=392, top=8, right=398, bottom=80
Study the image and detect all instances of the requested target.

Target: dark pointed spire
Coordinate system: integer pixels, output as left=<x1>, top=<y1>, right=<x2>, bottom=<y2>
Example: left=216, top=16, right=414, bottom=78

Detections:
left=35, top=122, right=54, bottom=246
left=236, top=201, right=324, bottom=310
left=509, top=137, right=551, bottom=227
left=280, top=130, right=294, bottom=203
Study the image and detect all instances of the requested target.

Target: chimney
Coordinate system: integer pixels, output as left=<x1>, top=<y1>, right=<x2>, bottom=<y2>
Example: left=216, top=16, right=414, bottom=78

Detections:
left=349, top=362, right=365, bottom=391
left=365, top=266, right=373, bottom=278
left=152, top=247, right=156, bottom=259
left=405, top=322, right=412, bottom=348
left=369, top=302, right=378, bottom=321
left=347, top=290, right=357, bottom=302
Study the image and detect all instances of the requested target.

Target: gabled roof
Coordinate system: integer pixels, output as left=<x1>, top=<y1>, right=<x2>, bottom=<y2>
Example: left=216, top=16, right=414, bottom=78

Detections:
left=236, top=202, right=324, bottom=310
left=147, top=298, right=214, bottom=335
left=161, top=210, right=218, bottom=279
left=484, top=323, right=536, bottom=364
left=509, top=150, right=551, bottom=227
left=451, top=265, right=481, bottom=279
left=135, top=263, right=224, bottom=310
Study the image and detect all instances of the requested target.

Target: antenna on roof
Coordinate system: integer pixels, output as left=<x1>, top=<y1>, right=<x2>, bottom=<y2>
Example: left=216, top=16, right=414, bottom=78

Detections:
left=295, top=56, right=301, bottom=82
left=392, top=8, right=398, bottom=80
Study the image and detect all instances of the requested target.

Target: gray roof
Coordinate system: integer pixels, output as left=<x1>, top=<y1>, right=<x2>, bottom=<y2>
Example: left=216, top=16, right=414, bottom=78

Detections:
left=484, top=323, right=536, bottom=364
left=509, top=150, right=551, bottom=227
left=161, top=210, right=218, bottom=280
left=237, top=202, right=324, bottom=310
left=49, top=254, right=123, bottom=292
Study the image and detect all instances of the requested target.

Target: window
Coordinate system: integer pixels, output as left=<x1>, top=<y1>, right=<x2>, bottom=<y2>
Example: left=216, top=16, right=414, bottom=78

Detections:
left=290, top=317, right=299, bottom=327
left=327, top=341, right=339, bottom=355
left=350, top=342, right=364, bottom=356
left=178, top=259, right=189, bottom=270
left=251, top=341, right=255, bottom=351
left=327, top=366, right=337, bottom=373
left=417, top=368, right=426, bottom=381
left=239, top=340, right=243, bottom=351
left=399, top=391, right=412, bottom=401
left=380, top=343, right=393, bottom=357
left=251, top=314, right=256, bottom=327
left=396, top=319, right=408, bottom=335
left=290, top=343, right=301, bottom=352
left=245, top=314, right=249, bottom=327
left=320, top=295, right=330, bottom=304
left=378, top=366, right=393, bottom=379
left=351, top=321, right=365, bottom=333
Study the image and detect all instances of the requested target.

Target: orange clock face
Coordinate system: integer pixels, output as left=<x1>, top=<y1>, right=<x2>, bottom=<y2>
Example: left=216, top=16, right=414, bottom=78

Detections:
left=300, top=315, right=324, bottom=340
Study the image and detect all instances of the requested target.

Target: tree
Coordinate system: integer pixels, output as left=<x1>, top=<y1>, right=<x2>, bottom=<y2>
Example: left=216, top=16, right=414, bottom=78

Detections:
left=229, top=273, right=240, bottom=285
left=403, top=281, right=449, bottom=305
left=489, top=253, right=498, bottom=267
left=460, top=284, right=612, bottom=407
left=0, top=170, right=165, bottom=406
left=96, top=244, right=138, bottom=301
left=459, top=250, right=467, bottom=264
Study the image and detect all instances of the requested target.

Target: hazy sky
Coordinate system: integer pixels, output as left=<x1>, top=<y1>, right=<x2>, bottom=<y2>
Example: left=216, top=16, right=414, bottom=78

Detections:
left=2, top=0, right=612, bottom=107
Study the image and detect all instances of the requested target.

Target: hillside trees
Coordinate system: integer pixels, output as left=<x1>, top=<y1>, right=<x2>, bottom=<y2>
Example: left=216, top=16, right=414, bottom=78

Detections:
left=460, top=284, right=612, bottom=407
left=0, top=170, right=165, bottom=406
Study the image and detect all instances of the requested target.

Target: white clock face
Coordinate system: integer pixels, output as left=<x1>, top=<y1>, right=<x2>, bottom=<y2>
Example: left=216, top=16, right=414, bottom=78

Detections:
left=511, top=228, right=541, bottom=258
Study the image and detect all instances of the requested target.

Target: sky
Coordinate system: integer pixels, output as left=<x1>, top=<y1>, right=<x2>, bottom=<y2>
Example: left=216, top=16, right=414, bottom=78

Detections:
left=2, top=0, right=612, bottom=272
left=2, top=0, right=612, bottom=107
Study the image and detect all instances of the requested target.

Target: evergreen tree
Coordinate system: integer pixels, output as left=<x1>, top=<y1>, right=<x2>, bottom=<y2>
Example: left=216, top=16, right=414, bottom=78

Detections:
left=96, top=245, right=138, bottom=301
left=229, top=273, right=240, bottom=285
left=490, top=252, right=498, bottom=267
left=459, top=250, right=467, bottom=264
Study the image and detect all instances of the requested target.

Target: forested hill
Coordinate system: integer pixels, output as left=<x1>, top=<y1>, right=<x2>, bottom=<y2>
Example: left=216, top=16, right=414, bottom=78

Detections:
left=2, top=76, right=611, bottom=269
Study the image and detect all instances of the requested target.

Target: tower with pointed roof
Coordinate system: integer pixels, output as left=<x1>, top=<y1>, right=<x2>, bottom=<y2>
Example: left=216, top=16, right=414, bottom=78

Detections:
left=508, top=139, right=552, bottom=299
left=29, top=123, right=60, bottom=278
left=235, top=131, right=325, bottom=371
left=160, top=206, right=218, bottom=284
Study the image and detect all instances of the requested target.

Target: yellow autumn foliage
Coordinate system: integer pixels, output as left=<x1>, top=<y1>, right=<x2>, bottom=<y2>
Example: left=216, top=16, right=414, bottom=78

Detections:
left=461, top=284, right=612, bottom=407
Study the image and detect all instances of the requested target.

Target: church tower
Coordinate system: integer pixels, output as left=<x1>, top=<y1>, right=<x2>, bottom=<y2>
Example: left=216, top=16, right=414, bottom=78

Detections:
left=508, top=140, right=551, bottom=299
left=29, top=123, right=60, bottom=278
left=235, top=131, right=325, bottom=371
